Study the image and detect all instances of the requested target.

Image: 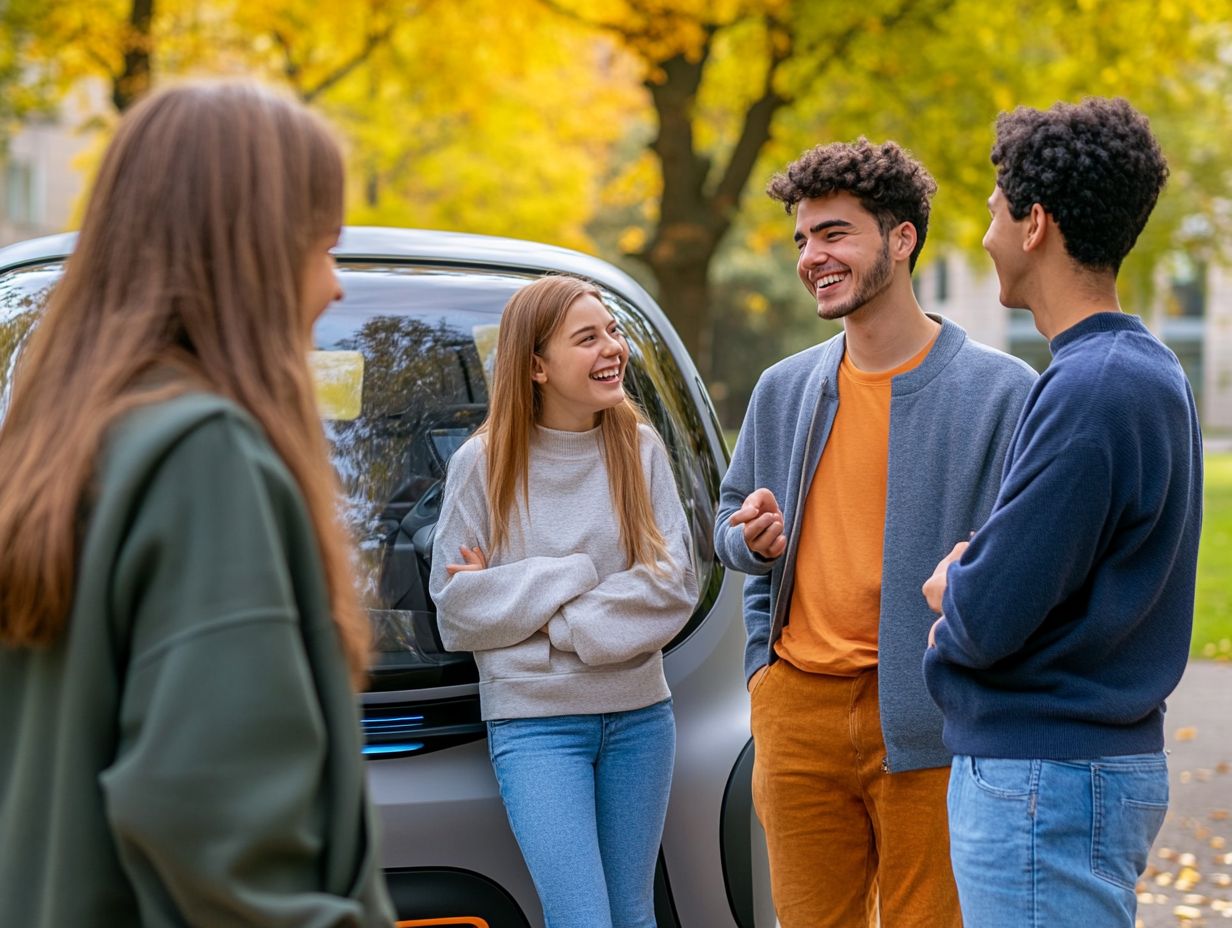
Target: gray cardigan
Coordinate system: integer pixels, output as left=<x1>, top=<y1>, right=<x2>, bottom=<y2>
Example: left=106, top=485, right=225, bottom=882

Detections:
left=430, top=424, right=697, bottom=721
left=715, top=316, right=1036, bottom=771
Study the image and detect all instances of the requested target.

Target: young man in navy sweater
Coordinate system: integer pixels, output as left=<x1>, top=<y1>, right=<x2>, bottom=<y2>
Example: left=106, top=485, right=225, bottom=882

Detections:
left=922, top=97, right=1204, bottom=927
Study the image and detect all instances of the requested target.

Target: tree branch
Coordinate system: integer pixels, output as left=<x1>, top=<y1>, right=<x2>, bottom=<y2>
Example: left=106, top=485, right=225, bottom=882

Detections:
left=710, top=0, right=957, bottom=223
left=300, top=23, right=397, bottom=102
left=112, top=0, right=153, bottom=111
left=711, top=19, right=791, bottom=219
left=535, top=0, right=644, bottom=45
left=537, top=0, right=722, bottom=55
left=271, top=29, right=300, bottom=87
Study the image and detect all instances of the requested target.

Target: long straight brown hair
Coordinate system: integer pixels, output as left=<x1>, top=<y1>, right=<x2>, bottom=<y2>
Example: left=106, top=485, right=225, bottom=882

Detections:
left=0, top=82, right=370, bottom=683
left=481, top=275, right=670, bottom=569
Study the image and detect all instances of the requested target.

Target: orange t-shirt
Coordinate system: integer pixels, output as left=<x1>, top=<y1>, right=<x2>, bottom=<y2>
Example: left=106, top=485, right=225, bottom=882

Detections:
left=775, top=334, right=937, bottom=676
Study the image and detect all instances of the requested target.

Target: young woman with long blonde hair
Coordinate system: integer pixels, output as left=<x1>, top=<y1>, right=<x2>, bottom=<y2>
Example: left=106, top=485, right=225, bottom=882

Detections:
left=0, top=83, right=393, bottom=925
left=430, top=274, right=697, bottom=927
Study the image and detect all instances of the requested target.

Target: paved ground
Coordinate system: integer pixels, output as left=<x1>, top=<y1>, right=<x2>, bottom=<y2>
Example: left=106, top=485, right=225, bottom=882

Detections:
left=1138, top=661, right=1232, bottom=927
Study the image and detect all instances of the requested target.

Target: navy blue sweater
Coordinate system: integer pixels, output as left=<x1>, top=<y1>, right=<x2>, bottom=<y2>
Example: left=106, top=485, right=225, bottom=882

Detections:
left=923, top=313, right=1203, bottom=759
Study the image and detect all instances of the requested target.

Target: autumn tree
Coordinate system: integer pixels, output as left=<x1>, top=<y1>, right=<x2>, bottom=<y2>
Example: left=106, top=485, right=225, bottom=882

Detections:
left=1, top=0, right=645, bottom=254
left=0, top=0, right=427, bottom=116
left=5, top=0, right=1230, bottom=386
left=535, top=0, right=1232, bottom=379
left=0, top=0, right=164, bottom=114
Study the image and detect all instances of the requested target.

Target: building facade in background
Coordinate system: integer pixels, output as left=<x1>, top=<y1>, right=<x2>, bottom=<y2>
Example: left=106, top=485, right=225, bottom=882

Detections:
left=0, top=86, right=98, bottom=247
left=917, top=256, right=1231, bottom=435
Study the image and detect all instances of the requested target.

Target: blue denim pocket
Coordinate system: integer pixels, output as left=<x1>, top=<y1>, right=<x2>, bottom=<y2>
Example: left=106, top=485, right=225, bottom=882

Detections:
left=969, top=757, right=1038, bottom=799
left=1090, top=756, right=1169, bottom=890
left=485, top=717, right=519, bottom=767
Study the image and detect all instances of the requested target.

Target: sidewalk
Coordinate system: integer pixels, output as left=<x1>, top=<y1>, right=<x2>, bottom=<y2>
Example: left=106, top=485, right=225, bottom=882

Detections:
left=1139, top=661, right=1232, bottom=927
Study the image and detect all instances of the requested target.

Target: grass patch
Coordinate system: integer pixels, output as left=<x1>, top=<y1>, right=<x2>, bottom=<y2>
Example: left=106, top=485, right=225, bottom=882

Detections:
left=1194, top=452, right=1232, bottom=660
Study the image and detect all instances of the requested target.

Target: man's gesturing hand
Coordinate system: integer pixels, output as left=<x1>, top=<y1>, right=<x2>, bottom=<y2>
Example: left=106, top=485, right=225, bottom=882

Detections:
left=729, top=488, right=787, bottom=560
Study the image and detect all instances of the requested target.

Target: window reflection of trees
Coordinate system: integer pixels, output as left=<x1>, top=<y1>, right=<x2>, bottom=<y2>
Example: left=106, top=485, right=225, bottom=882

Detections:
left=607, top=294, right=721, bottom=607
left=322, top=312, right=489, bottom=606
left=0, top=268, right=58, bottom=420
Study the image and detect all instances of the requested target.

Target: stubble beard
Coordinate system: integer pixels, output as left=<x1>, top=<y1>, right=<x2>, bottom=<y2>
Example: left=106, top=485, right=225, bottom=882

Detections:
left=815, top=239, right=894, bottom=321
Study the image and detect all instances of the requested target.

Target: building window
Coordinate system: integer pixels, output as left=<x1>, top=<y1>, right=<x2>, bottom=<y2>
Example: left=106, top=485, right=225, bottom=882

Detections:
left=934, top=257, right=949, bottom=303
left=4, top=159, right=41, bottom=226
left=1167, top=254, right=1206, bottom=318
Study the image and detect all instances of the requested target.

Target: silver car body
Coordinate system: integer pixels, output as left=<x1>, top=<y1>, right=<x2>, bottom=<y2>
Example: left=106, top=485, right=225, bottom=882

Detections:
left=0, top=228, right=773, bottom=927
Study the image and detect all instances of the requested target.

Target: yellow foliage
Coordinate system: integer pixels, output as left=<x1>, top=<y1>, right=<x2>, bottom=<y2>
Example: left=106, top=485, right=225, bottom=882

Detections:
left=744, top=292, right=769, bottom=317
left=618, top=226, right=648, bottom=254
left=7, top=0, right=1232, bottom=290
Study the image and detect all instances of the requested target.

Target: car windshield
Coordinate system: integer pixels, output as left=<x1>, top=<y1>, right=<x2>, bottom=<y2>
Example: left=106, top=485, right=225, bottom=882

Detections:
left=0, top=259, right=721, bottom=688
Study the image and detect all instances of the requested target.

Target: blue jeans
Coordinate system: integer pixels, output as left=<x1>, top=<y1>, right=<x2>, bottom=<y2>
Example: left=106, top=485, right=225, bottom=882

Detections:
left=948, top=752, right=1169, bottom=927
left=487, top=699, right=675, bottom=928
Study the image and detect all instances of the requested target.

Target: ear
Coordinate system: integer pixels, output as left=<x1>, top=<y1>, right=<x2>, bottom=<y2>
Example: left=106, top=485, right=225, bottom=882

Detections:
left=530, top=354, right=548, bottom=384
left=890, top=222, right=918, bottom=263
left=1023, top=203, right=1048, bottom=253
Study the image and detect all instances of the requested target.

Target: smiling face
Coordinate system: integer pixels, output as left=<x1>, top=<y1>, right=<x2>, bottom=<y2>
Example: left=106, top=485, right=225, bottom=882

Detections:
left=794, top=192, right=896, bottom=321
left=531, top=292, right=629, bottom=431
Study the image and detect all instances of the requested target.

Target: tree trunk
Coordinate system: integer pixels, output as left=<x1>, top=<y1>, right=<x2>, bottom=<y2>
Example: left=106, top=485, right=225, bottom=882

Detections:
left=649, top=247, right=716, bottom=380
left=112, top=0, right=153, bottom=111
left=638, top=37, right=785, bottom=381
left=640, top=52, right=722, bottom=378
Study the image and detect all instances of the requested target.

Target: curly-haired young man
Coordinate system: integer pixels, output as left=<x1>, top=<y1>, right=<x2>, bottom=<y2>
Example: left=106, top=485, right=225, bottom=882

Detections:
left=714, top=139, right=1036, bottom=927
left=923, top=98, right=1203, bottom=927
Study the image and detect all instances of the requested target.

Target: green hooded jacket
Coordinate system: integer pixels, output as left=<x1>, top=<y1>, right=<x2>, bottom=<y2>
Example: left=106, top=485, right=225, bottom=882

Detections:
left=0, top=393, right=394, bottom=926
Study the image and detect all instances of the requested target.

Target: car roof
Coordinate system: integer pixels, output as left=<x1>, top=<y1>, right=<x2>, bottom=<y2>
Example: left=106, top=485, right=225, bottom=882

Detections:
left=0, top=226, right=660, bottom=312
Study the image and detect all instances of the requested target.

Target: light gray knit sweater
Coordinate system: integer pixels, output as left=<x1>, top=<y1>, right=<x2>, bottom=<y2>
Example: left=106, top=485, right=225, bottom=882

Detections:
left=429, top=423, right=698, bottom=721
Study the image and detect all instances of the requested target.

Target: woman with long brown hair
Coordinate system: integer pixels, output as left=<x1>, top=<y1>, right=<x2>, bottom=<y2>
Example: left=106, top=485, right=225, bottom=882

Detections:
left=0, top=82, right=393, bottom=926
left=429, top=275, right=697, bottom=927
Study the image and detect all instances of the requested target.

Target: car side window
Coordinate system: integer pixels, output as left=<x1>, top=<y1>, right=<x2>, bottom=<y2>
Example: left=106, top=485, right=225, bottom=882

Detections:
left=0, top=265, right=59, bottom=418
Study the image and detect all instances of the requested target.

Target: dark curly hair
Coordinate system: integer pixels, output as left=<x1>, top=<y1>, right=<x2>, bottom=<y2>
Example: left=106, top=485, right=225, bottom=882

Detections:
left=991, top=97, right=1168, bottom=272
left=766, top=138, right=938, bottom=271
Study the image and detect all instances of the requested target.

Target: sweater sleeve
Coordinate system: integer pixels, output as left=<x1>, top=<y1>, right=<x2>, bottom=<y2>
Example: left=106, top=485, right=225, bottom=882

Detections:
left=932, top=439, right=1113, bottom=669
left=99, top=416, right=392, bottom=927
left=713, top=378, right=776, bottom=680
left=546, top=437, right=699, bottom=666
left=428, top=439, right=600, bottom=653
left=740, top=572, right=773, bottom=682
left=713, top=382, right=777, bottom=577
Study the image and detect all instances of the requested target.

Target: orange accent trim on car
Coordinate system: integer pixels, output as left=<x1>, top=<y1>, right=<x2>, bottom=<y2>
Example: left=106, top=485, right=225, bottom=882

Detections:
left=395, top=919, right=490, bottom=928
